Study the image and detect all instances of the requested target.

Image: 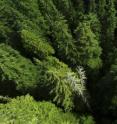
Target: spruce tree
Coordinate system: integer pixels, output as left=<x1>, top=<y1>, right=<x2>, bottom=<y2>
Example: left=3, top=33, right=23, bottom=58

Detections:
left=38, top=0, right=78, bottom=66
left=0, top=43, right=39, bottom=95
left=52, top=0, right=76, bottom=32
left=89, top=0, right=96, bottom=13
left=98, top=0, right=116, bottom=70
left=75, top=21, right=102, bottom=71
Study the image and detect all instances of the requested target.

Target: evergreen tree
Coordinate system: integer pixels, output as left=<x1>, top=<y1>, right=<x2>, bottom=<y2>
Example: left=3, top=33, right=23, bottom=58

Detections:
left=89, top=0, right=96, bottom=12
left=52, top=0, right=76, bottom=32
left=83, top=0, right=96, bottom=13
left=20, top=29, right=55, bottom=59
left=72, top=0, right=84, bottom=14
left=0, top=0, right=117, bottom=122
left=75, top=21, right=102, bottom=71
left=98, top=0, right=117, bottom=70
left=95, top=58, right=117, bottom=117
left=0, top=43, right=39, bottom=95
left=35, top=57, right=89, bottom=111
left=98, top=0, right=106, bottom=19
left=38, top=0, right=78, bottom=66
left=0, top=95, right=95, bottom=124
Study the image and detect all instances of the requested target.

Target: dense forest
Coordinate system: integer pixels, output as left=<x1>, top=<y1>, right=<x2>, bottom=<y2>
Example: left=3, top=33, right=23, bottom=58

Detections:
left=0, top=0, right=117, bottom=123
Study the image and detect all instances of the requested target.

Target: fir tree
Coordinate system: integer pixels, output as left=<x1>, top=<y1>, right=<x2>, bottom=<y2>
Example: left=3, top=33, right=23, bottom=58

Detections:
left=75, top=21, right=102, bottom=71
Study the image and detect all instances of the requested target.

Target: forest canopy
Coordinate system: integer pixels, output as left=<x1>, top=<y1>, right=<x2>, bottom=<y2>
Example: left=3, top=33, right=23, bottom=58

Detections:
left=0, top=0, right=117, bottom=124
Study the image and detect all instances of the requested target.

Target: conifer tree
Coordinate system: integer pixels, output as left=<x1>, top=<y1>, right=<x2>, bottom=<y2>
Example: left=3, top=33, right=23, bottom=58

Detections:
left=89, top=0, right=96, bottom=12
left=96, top=58, right=117, bottom=117
left=72, top=0, right=84, bottom=14
left=0, top=43, right=39, bottom=95
left=98, top=0, right=117, bottom=69
left=35, top=57, right=89, bottom=112
left=75, top=21, right=102, bottom=71
left=52, top=0, right=76, bottom=32
left=98, top=0, right=106, bottom=18
left=38, top=0, right=78, bottom=66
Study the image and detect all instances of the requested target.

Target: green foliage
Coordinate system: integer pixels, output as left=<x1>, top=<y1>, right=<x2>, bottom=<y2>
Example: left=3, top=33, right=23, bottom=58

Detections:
left=52, top=0, right=77, bottom=31
left=103, top=59, right=117, bottom=115
left=20, top=29, right=55, bottom=59
left=0, top=0, right=117, bottom=122
left=98, top=0, right=106, bottom=18
left=35, top=57, right=89, bottom=111
left=81, top=13, right=101, bottom=40
left=95, top=58, right=117, bottom=116
left=0, top=0, right=23, bottom=30
left=0, top=21, right=11, bottom=43
left=79, top=116, right=95, bottom=124
left=52, top=0, right=74, bottom=18
left=0, top=96, right=11, bottom=103
left=88, top=0, right=96, bottom=13
left=75, top=21, right=102, bottom=70
left=72, top=0, right=84, bottom=15
left=38, top=0, right=78, bottom=66
left=105, top=0, right=116, bottom=44
left=10, top=0, right=48, bottom=32
left=98, top=0, right=117, bottom=68
left=0, top=43, right=38, bottom=94
left=0, top=0, right=48, bottom=50
left=0, top=95, right=79, bottom=124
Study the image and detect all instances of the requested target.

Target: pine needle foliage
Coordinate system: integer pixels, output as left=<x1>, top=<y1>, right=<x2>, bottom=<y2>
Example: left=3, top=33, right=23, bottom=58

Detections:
left=20, top=29, right=55, bottom=59
left=38, top=0, right=78, bottom=66
left=0, top=95, right=80, bottom=124
left=35, top=57, right=89, bottom=111
left=75, top=21, right=102, bottom=70
left=0, top=43, right=38, bottom=94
